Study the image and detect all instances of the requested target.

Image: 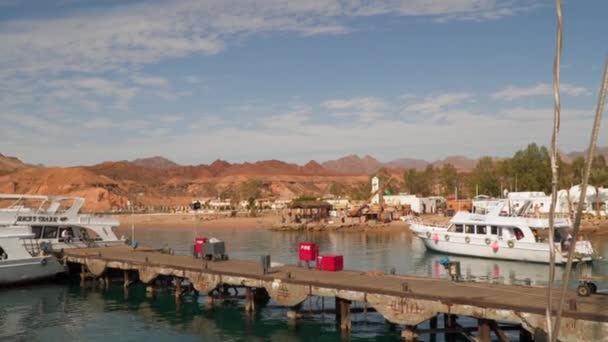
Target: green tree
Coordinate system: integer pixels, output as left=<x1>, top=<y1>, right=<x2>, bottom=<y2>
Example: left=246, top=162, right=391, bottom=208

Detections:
left=469, top=157, right=500, bottom=197
left=404, top=166, right=433, bottom=196
left=439, top=163, right=458, bottom=196
left=504, top=143, right=551, bottom=193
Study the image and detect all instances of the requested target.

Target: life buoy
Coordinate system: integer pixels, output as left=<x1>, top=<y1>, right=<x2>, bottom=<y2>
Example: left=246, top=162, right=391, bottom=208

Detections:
left=465, top=236, right=471, bottom=244
left=41, top=258, right=47, bottom=266
left=445, top=234, right=450, bottom=241
left=485, top=238, right=491, bottom=245
left=508, top=240, right=515, bottom=248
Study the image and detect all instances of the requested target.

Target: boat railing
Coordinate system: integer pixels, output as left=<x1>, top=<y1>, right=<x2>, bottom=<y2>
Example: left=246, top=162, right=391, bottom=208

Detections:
left=21, top=238, right=40, bottom=257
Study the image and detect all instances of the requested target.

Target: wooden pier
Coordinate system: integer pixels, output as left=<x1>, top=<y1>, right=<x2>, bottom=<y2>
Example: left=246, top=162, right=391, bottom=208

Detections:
left=60, top=245, right=608, bottom=341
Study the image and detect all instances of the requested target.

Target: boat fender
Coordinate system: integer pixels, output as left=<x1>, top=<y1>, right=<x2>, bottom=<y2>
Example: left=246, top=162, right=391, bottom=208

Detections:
left=507, top=240, right=515, bottom=248
left=491, top=241, right=499, bottom=251
left=485, top=238, right=491, bottom=245
left=41, top=258, right=47, bottom=266
left=432, top=234, right=439, bottom=242
left=465, top=236, right=471, bottom=244
left=426, top=232, right=431, bottom=238
left=444, top=234, right=450, bottom=241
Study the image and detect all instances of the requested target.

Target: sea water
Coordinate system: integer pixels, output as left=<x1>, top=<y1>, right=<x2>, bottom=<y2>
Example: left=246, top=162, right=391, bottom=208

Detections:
left=1, top=227, right=607, bottom=341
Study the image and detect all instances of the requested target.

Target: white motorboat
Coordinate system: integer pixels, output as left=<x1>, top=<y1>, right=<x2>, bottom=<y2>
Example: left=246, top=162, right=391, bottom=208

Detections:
left=409, top=200, right=596, bottom=264
left=0, top=194, right=125, bottom=286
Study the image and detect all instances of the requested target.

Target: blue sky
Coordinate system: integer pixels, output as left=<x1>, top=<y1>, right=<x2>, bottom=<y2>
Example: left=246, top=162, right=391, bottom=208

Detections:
left=0, top=0, right=606, bottom=166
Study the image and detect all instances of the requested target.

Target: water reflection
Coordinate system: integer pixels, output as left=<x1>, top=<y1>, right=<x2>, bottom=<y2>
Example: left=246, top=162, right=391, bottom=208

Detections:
left=123, top=226, right=608, bottom=288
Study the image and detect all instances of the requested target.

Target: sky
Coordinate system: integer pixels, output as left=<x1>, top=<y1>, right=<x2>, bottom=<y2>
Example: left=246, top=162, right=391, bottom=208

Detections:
left=1, top=0, right=607, bottom=167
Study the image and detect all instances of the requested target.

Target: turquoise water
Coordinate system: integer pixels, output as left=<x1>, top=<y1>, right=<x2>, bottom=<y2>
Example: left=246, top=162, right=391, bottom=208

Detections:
left=1, top=226, right=607, bottom=341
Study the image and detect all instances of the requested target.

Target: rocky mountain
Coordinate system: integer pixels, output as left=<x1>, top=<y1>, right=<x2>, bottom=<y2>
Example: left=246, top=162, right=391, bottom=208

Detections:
left=385, top=158, right=429, bottom=170
left=131, top=156, right=180, bottom=169
left=432, top=155, right=478, bottom=171
left=566, top=146, right=608, bottom=161
left=1, top=146, right=604, bottom=211
left=322, top=154, right=383, bottom=175
left=0, top=153, right=30, bottom=175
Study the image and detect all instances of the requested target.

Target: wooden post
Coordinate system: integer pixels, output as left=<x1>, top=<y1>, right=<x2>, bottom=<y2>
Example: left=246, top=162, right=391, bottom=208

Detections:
left=444, top=314, right=457, bottom=342
left=337, top=298, right=351, bottom=331
left=174, top=277, right=182, bottom=298
left=429, top=315, right=438, bottom=342
left=80, top=264, right=86, bottom=285
left=401, top=325, right=418, bottom=341
left=519, top=326, right=533, bottom=342
left=478, top=319, right=491, bottom=342
left=123, top=270, right=131, bottom=288
left=245, top=288, right=255, bottom=315
left=287, top=303, right=301, bottom=322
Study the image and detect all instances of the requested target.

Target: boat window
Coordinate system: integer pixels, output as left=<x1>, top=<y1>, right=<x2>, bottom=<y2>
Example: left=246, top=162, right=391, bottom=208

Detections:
left=454, top=224, right=463, bottom=233
left=513, top=228, right=524, bottom=240
left=476, top=225, right=487, bottom=234
left=31, top=226, right=43, bottom=239
left=42, top=226, right=58, bottom=239
left=0, top=246, right=7, bottom=260
left=465, top=225, right=474, bottom=234
left=490, top=226, right=498, bottom=235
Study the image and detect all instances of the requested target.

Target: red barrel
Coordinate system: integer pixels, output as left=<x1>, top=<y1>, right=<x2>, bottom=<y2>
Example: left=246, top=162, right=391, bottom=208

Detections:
left=316, top=255, right=343, bottom=272
left=195, top=237, right=208, bottom=255
left=298, top=242, right=318, bottom=262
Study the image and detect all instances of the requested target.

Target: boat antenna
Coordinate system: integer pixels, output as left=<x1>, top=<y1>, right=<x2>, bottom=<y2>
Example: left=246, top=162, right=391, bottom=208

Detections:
left=552, top=56, right=608, bottom=342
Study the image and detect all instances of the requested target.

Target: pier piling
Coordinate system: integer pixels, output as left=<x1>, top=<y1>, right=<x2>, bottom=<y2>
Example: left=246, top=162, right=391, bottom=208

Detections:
left=59, top=245, right=608, bottom=342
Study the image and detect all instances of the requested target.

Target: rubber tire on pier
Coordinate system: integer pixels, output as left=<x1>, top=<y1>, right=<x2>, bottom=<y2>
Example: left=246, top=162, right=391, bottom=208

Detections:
left=577, top=283, right=591, bottom=297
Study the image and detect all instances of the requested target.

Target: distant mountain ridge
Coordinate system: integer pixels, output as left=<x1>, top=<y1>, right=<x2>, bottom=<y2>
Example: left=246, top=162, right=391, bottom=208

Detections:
left=1, top=146, right=605, bottom=210
left=0, top=153, right=31, bottom=175
left=131, top=156, right=180, bottom=169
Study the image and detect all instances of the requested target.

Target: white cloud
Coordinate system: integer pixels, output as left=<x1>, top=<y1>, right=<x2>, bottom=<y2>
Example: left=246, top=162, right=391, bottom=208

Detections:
left=131, top=75, right=169, bottom=87
left=491, top=83, right=591, bottom=100
left=321, top=96, right=386, bottom=122
left=403, top=92, right=472, bottom=114
left=49, top=77, right=138, bottom=110
left=0, top=0, right=537, bottom=77
left=159, top=114, right=185, bottom=123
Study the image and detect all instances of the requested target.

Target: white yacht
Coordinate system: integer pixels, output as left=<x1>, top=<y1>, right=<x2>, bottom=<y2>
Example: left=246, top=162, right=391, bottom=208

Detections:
left=0, top=194, right=125, bottom=285
left=409, top=200, right=596, bottom=264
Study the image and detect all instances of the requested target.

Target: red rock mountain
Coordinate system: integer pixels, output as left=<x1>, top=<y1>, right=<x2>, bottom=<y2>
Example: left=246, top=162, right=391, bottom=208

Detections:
left=1, top=147, right=603, bottom=211
left=0, top=154, right=31, bottom=175
left=322, top=154, right=382, bottom=175
left=131, top=156, right=180, bottom=169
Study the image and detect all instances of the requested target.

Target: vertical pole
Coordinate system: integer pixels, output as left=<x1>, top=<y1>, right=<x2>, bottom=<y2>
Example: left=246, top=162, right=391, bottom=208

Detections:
left=338, top=298, right=351, bottom=331
left=123, top=270, right=130, bottom=288
left=335, top=297, right=341, bottom=322
left=429, top=315, right=438, bottom=342
left=245, top=288, right=255, bottom=315
left=401, top=325, right=418, bottom=341
left=174, top=277, right=182, bottom=298
left=520, top=326, right=533, bottom=342
left=80, top=264, right=86, bottom=285
left=478, top=319, right=491, bottom=342
left=444, top=314, right=456, bottom=342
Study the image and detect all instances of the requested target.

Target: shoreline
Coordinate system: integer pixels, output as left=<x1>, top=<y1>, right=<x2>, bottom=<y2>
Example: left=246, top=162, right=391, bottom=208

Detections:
left=115, top=213, right=608, bottom=236
left=116, top=213, right=410, bottom=233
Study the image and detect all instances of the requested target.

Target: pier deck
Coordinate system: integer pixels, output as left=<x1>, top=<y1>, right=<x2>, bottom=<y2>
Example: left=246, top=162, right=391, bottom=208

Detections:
left=61, top=245, right=608, bottom=341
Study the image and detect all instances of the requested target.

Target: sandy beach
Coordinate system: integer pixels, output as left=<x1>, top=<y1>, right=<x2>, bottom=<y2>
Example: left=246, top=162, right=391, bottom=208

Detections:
left=117, top=213, right=282, bottom=231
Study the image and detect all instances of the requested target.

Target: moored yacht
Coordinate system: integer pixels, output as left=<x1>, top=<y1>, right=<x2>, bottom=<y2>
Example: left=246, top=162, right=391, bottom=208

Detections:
left=0, top=194, right=124, bottom=251
left=409, top=200, right=596, bottom=264
left=0, top=194, right=125, bottom=285
left=0, top=225, right=65, bottom=285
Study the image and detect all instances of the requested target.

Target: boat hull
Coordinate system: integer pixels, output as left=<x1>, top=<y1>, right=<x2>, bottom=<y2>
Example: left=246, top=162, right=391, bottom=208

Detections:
left=0, top=256, right=65, bottom=286
left=410, top=224, right=592, bottom=264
